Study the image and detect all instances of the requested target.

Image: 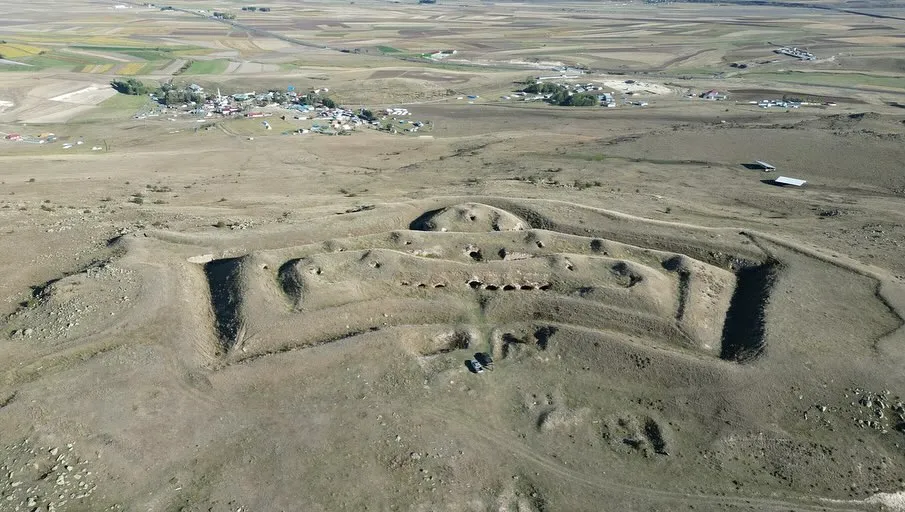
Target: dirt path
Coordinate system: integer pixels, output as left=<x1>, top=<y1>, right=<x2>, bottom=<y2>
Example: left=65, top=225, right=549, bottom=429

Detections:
left=424, top=406, right=871, bottom=511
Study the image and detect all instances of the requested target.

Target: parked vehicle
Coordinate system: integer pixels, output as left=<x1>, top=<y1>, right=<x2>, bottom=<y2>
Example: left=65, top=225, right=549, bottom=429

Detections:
left=467, top=360, right=484, bottom=374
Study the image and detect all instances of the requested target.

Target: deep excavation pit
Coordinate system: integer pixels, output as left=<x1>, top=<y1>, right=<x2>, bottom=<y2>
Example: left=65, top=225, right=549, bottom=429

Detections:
left=643, top=418, right=669, bottom=455
left=674, top=270, right=691, bottom=321
left=408, top=208, right=446, bottom=231
left=422, top=329, right=473, bottom=356
left=277, top=258, right=304, bottom=306
left=719, top=261, right=781, bottom=363
left=610, top=261, right=643, bottom=287
left=204, top=257, right=246, bottom=354
left=662, top=256, right=691, bottom=321
left=534, top=326, right=558, bottom=350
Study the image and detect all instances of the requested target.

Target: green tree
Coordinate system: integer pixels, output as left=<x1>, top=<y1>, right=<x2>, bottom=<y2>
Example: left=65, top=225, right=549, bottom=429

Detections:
left=522, top=82, right=564, bottom=95
left=561, top=93, right=598, bottom=107
left=359, top=109, right=376, bottom=121
left=521, top=82, right=597, bottom=107
left=111, top=78, right=151, bottom=95
left=550, top=89, right=569, bottom=105
left=154, top=85, right=204, bottom=105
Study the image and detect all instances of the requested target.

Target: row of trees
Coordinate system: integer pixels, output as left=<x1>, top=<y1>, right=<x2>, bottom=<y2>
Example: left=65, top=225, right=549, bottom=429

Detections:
left=300, top=92, right=335, bottom=108
left=521, top=82, right=598, bottom=107
left=111, top=78, right=153, bottom=96
left=111, top=79, right=203, bottom=105
left=157, top=82, right=205, bottom=105
left=522, top=82, right=563, bottom=95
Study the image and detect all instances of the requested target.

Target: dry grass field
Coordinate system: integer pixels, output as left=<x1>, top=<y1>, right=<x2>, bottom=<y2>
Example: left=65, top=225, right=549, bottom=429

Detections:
left=1, top=0, right=905, bottom=510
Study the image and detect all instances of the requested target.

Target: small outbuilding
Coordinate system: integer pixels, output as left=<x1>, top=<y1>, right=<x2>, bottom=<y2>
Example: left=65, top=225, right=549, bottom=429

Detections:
left=753, top=160, right=776, bottom=171
left=774, top=176, right=807, bottom=187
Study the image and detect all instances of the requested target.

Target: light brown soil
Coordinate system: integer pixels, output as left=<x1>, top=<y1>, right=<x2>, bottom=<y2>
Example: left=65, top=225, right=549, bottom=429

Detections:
left=2, top=1, right=905, bottom=511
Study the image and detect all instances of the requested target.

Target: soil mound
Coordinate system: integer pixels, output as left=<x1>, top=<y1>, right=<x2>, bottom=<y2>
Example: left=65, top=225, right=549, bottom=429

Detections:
left=410, top=203, right=527, bottom=232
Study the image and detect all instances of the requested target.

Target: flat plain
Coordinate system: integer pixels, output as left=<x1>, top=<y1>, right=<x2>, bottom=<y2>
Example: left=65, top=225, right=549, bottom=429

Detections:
left=1, top=0, right=905, bottom=510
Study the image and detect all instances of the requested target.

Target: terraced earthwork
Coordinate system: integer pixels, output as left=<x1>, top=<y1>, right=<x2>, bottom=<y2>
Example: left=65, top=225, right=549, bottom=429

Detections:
left=191, top=200, right=773, bottom=365
left=4, top=196, right=905, bottom=510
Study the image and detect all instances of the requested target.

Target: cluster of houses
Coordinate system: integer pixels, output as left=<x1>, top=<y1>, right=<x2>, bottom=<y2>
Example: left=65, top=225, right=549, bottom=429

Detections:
left=205, top=86, right=330, bottom=116
left=775, top=47, right=816, bottom=61
left=301, top=107, right=379, bottom=134
left=125, top=82, right=436, bottom=137
left=752, top=98, right=803, bottom=109
left=425, top=49, right=457, bottom=60
left=137, top=84, right=379, bottom=133
left=504, top=81, right=647, bottom=108
left=749, top=98, right=836, bottom=109
left=378, top=108, right=429, bottom=134
left=4, top=132, right=56, bottom=144
left=4, top=132, right=102, bottom=150
left=551, top=82, right=611, bottom=96
left=700, top=89, right=726, bottom=100
left=536, top=67, right=588, bottom=79
left=300, top=107, right=426, bottom=135
left=240, top=105, right=381, bottom=135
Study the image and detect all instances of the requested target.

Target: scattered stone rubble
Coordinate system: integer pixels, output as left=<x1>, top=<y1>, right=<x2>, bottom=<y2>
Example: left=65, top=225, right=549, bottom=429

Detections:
left=0, top=438, right=98, bottom=511
left=847, top=388, right=904, bottom=434
left=224, top=219, right=255, bottom=230
left=7, top=262, right=137, bottom=343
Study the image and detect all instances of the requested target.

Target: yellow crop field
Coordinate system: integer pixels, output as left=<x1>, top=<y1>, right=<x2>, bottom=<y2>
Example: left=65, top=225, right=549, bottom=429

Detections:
left=2, top=34, right=137, bottom=46
left=0, top=43, right=45, bottom=58
left=117, top=62, right=147, bottom=75
left=82, top=36, right=140, bottom=45
left=81, top=63, right=115, bottom=73
left=174, top=49, right=214, bottom=57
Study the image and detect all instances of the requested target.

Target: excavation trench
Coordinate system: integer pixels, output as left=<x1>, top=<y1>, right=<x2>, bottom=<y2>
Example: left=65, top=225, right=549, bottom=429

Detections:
left=204, top=257, right=245, bottom=354
left=719, top=261, right=781, bottom=363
